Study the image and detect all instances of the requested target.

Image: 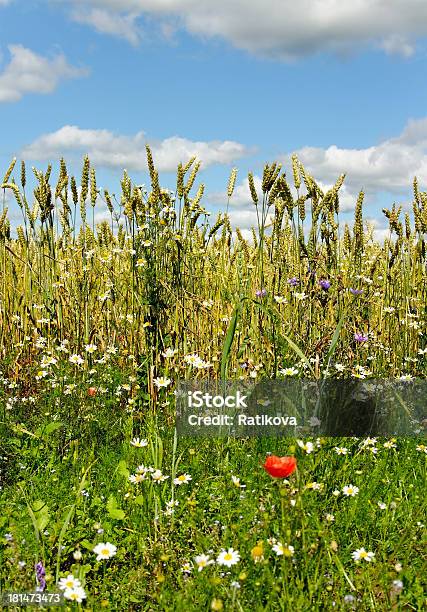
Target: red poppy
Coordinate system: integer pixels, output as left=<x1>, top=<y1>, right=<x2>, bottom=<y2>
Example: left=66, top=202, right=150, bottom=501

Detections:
left=263, top=455, right=297, bottom=478
left=87, top=387, right=97, bottom=397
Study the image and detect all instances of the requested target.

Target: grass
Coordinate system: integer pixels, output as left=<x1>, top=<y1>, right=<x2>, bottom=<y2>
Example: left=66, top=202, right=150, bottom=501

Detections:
left=0, top=151, right=426, bottom=610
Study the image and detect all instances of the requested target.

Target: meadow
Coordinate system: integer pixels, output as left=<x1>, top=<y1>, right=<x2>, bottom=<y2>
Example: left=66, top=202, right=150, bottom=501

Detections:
left=0, top=150, right=426, bottom=610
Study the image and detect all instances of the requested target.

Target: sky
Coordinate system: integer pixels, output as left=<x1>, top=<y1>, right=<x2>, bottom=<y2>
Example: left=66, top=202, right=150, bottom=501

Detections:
left=1, top=0, right=427, bottom=238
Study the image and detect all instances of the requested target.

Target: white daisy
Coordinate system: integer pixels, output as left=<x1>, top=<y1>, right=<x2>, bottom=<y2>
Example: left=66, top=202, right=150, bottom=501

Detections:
left=194, top=554, right=214, bottom=571
left=216, top=548, right=240, bottom=567
left=93, top=542, right=117, bottom=561
left=58, top=575, right=81, bottom=591
left=173, top=474, right=192, bottom=485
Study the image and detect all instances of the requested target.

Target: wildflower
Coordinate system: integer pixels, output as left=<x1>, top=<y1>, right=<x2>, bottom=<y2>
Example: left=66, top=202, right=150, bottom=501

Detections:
left=250, top=542, right=264, bottom=562
left=181, top=562, right=192, bottom=574
left=87, top=387, right=97, bottom=397
left=153, top=377, right=171, bottom=389
left=391, top=580, right=404, bottom=594
left=377, top=502, right=387, bottom=510
left=351, top=548, right=375, bottom=562
left=279, top=366, right=299, bottom=376
left=272, top=542, right=294, bottom=557
left=350, top=288, right=363, bottom=295
left=325, top=513, right=335, bottom=522
left=255, top=288, right=267, bottom=298
left=63, top=587, right=87, bottom=603
left=35, top=562, right=46, bottom=592
left=174, top=474, right=192, bottom=485
left=73, top=550, right=82, bottom=561
left=293, top=291, right=307, bottom=300
left=58, top=575, right=82, bottom=591
left=85, top=344, right=97, bottom=354
left=130, top=437, right=148, bottom=447
left=305, top=481, right=324, bottom=491
left=383, top=440, right=397, bottom=449
left=194, top=554, right=214, bottom=571
left=151, top=469, right=169, bottom=483
left=319, top=279, right=331, bottom=290
left=354, top=333, right=368, bottom=342
left=297, top=440, right=314, bottom=453
left=231, top=475, right=246, bottom=488
left=129, top=473, right=146, bottom=484
left=274, top=295, right=287, bottom=304
left=69, top=354, right=84, bottom=366
left=263, top=455, right=297, bottom=478
left=287, top=277, right=299, bottom=286
left=342, top=485, right=359, bottom=497
left=93, top=542, right=117, bottom=561
left=416, top=444, right=427, bottom=453
left=217, top=548, right=240, bottom=567
left=334, top=447, right=348, bottom=455
left=162, top=348, right=177, bottom=358
left=211, top=599, right=223, bottom=611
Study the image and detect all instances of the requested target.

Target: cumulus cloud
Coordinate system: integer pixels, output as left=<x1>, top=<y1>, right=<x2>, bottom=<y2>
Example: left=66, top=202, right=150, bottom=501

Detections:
left=21, top=125, right=254, bottom=171
left=0, top=45, right=88, bottom=103
left=289, top=117, right=427, bottom=195
left=68, top=0, right=427, bottom=59
left=71, top=7, right=141, bottom=45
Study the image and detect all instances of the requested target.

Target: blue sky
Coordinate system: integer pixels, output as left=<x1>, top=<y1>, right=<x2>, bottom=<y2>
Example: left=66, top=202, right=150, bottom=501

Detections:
left=1, top=0, right=427, bottom=237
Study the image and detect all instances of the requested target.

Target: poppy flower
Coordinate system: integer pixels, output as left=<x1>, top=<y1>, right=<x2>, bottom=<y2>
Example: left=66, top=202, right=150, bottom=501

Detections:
left=263, top=455, right=297, bottom=478
left=87, top=387, right=97, bottom=397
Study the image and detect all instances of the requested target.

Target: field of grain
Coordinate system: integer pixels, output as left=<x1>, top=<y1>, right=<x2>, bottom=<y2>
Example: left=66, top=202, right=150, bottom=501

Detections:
left=0, top=150, right=426, bottom=610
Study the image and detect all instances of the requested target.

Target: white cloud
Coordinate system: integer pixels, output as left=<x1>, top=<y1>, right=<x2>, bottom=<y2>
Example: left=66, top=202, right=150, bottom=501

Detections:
left=71, top=8, right=141, bottom=45
left=21, top=125, right=254, bottom=171
left=289, top=117, right=427, bottom=195
left=0, top=0, right=12, bottom=5
left=69, top=1, right=427, bottom=59
left=0, top=45, right=88, bottom=103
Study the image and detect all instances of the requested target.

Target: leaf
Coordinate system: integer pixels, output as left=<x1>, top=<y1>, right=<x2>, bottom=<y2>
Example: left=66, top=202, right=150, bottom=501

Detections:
left=325, top=311, right=347, bottom=365
left=80, top=539, right=95, bottom=551
left=35, top=421, right=63, bottom=438
left=134, top=495, right=144, bottom=506
left=32, top=500, right=50, bottom=532
left=116, top=459, right=130, bottom=479
left=220, top=304, right=240, bottom=380
left=106, top=495, right=125, bottom=520
left=281, top=332, right=314, bottom=377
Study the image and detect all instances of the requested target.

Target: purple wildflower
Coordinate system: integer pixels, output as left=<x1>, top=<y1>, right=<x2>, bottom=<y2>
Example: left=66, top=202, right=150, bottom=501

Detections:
left=350, top=288, right=363, bottom=295
left=287, top=277, right=298, bottom=287
left=354, top=333, right=368, bottom=343
left=255, top=289, right=267, bottom=298
left=319, top=279, right=331, bottom=290
left=35, top=561, right=46, bottom=592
